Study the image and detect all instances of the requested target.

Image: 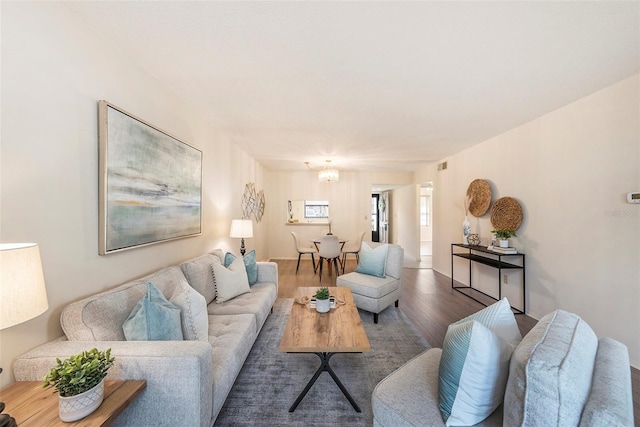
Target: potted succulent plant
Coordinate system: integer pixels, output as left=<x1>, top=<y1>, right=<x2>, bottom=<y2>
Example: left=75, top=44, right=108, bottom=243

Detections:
left=492, top=229, right=517, bottom=248
left=314, top=287, right=331, bottom=313
left=42, top=348, right=115, bottom=422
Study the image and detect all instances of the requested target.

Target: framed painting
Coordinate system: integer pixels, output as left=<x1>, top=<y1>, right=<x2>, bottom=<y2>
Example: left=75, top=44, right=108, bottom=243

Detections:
left=98, top=100, right=202, bottom=255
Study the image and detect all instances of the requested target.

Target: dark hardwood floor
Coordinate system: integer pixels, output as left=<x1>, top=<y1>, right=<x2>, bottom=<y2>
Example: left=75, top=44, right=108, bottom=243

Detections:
left=274, top=258, right=639, bottom=426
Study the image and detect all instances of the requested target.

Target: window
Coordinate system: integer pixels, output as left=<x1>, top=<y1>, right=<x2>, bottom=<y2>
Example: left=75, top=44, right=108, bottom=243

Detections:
left=304, top=200, right=329, bottom=218
left=420, top=195, right=430, bottom=226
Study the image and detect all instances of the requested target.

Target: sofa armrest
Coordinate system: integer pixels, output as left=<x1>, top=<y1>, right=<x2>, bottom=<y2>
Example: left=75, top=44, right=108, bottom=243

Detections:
left=14, top=339, right=213, bottom=427
left=579, top=337, right=634, bottom=427
left=256, top=261, right=278, bottom=290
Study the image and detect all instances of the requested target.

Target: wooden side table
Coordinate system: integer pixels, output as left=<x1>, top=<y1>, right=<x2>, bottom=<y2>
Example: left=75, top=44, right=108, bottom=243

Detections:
left=0, top=380, right=146, bottom=426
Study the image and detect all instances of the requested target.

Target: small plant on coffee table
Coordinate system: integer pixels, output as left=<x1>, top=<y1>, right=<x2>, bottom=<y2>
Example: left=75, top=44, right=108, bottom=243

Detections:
left=315, top=287, right=330, bottom=300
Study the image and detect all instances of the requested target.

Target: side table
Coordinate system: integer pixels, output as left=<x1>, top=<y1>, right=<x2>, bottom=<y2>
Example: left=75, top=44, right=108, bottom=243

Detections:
left=0, top=380, right=146, bottom=426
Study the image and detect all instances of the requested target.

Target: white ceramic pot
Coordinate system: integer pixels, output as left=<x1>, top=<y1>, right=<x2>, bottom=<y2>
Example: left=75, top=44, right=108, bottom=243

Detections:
left=499, top=239, right=509, bottom=248
left=59, top=379, right=105, bottom=422
left=316, top=298, right=331, bottom=313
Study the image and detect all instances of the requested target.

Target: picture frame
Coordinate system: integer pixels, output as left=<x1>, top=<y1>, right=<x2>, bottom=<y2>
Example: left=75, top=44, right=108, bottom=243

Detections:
left=98, top=100, right=202, bottom=255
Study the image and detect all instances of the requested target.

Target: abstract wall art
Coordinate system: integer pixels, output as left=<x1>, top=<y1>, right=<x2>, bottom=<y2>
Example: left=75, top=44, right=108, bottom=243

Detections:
left=98, top=101, right=202, bottom=254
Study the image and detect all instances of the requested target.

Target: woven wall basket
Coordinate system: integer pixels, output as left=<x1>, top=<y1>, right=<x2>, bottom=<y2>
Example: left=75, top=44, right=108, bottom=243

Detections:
left=490, top=197, right=523, bottom=231
left=466, top=179, right=492, bottom=217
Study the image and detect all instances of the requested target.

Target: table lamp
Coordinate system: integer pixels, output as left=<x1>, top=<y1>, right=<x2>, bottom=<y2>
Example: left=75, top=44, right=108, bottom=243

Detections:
left=229, top=219, right=253, bottom=256
left=0, top=243, right=49, bottom=427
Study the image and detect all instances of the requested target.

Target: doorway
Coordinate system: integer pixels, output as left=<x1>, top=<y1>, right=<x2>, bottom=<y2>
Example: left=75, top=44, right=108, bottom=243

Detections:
left=418, top=184, right=433, bottom=268
left=371, top=194, right=380, bottom=242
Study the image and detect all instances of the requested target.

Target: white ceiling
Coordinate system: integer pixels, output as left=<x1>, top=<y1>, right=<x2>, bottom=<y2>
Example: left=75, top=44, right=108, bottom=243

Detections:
left=63, top=1, right=639, bottom=173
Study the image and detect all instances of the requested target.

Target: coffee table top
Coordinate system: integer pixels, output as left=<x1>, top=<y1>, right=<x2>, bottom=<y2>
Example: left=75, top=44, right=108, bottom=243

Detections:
left=279, top=287, right=370, bottom=353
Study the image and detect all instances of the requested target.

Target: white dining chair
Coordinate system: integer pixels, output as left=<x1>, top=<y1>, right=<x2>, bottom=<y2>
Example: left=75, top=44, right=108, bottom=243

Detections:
left=291, top=231, right=317, bottom=274
left=341, top=231, right=366, bottom=273
left=318, top=234, right=341, bottom=281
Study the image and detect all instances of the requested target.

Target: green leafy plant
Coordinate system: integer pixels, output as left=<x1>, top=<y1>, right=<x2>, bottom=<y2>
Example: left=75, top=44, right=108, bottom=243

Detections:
left=314, top=287, right=330, bottom=300
left=492, top=229, right=517, bottom=239
left=42, top=348, right=115, bottom=397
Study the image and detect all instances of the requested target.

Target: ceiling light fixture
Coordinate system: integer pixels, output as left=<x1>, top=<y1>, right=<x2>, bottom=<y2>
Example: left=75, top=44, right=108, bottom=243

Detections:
left=318, top=160, right=339, bottom=183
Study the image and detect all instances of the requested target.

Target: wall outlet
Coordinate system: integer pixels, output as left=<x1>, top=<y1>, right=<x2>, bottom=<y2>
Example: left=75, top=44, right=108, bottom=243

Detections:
left=503, top=274, right=508, bottom=284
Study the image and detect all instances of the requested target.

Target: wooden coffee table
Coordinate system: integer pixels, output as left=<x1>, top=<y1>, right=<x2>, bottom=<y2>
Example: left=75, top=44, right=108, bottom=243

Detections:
left=279, top=287, right=370, bottom=412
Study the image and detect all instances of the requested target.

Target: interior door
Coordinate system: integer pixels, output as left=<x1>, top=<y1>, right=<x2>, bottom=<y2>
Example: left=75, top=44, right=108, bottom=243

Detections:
left=371, top=194, right=380, bottom=242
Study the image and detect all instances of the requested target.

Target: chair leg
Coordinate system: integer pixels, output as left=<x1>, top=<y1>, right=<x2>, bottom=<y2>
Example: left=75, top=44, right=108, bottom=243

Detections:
left=333, top=258, right=340, bottom=276
left=341, top=253, right=346, bottom=273
left=318, top=258, right=323, bottom=281
left=311, top=253, right=317, bottom=273
left=395, top=300, right=399, bottom=307
left=296, top=253, right=302, bottom=274
left=374, top=313, right=378, bottom=324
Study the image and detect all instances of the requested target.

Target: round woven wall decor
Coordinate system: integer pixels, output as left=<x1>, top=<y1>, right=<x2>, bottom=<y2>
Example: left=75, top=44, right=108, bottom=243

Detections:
left=466, top=179, right=492, bottom=217
left=490, top=197, right=523, bottom=231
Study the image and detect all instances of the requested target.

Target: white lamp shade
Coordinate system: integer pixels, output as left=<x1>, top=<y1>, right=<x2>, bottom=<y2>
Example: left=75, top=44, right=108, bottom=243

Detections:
left=319, top=168, right=339, bottom=183
left=229, top=219, right=253, bottom=238
left=0, top=243, right=49, bottom=330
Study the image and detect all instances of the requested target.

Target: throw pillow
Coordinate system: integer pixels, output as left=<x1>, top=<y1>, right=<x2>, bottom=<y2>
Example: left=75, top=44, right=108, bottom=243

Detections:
left=224, top=250, right=258, bottom=285
left=438, top=298, right=522, bottom=426
left=123, top=282, right=183, bottom=341
left=355, top=242, right=388, bottom=278
left=169, top=279, right=209, bottom=342
left=213, top=257, right=251, bottom=303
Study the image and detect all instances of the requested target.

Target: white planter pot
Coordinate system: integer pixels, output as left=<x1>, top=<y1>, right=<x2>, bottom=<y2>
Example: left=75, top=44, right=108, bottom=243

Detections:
left=316, top=298, right=331, bottom=313
left=59, top=379, right=105, bottom=422
left=499, top=239, right=509, bottom=248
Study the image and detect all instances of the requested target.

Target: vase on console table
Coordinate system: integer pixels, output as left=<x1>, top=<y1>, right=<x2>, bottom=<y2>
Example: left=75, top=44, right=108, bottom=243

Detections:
left=462, top=215, right=471, bottom=245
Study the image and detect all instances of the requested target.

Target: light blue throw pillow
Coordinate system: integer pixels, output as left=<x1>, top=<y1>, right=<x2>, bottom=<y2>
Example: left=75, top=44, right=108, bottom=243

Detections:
left=224, top=250, right=258, bottom=285
left=438, top=298, right=522, bottom=426
left=123, top=282, right=183, bottom=341
left=355, top=242, right=388, bottom=278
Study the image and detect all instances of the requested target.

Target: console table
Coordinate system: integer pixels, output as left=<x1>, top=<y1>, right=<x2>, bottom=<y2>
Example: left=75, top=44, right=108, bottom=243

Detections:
left=451, top=243, right=525, bottom=314
left=0, top=380, right=146, bottom=426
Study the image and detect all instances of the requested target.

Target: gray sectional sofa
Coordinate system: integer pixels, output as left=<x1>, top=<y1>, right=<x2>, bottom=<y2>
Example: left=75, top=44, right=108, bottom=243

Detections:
left=13, top=250, right=277, bottom=427
left=372, top=309, right=635, bottom=426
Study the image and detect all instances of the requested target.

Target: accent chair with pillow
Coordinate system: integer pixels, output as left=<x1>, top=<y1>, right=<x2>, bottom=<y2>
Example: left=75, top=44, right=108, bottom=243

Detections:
left=371, top=300, right=634, bottom=426
left=337, top=242, right=404, bottom=323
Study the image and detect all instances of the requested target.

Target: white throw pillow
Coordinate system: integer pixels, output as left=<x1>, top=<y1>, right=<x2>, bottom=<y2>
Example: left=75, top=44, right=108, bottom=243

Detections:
left=169, top=279, right=209, bottom=342
left=212, top=257, right=250, bottom=303
left=438, top=298, right=522, bottom=426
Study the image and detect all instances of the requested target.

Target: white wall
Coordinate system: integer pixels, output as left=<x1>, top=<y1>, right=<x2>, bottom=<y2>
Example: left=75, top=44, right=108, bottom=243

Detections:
left=0, top=2, right=265, bottom=386
left=264, top=170, right=371, bottom=258
left=416, top=75, right=640, bottom=367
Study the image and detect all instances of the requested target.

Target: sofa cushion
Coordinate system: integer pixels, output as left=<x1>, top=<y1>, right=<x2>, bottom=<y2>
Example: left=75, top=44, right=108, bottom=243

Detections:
left=179, top=254, right=220, bottom=304
left=61, top=266, right=188, bottom=341
left=504, top=310, right=598, bottom=426
left=439, top=298, right=521, bottom=426
left=123, top=283, right=183, bottom=341
left=207, top=282, right=277, bottom=332
left=355, top=242, right=388, bottom=277
left=169, top=279, right=209, bottom=341
left=224, top=250, right=258, bottom=286
left=213, top=257, right=251, bottom=303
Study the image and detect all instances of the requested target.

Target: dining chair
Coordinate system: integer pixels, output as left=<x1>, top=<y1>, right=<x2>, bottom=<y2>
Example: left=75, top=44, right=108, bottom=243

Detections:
left=291, top=231, right=317, bottom=274
left=318, top=234, right=341, bottom=281
left=341, top=231, right=366, bottom=273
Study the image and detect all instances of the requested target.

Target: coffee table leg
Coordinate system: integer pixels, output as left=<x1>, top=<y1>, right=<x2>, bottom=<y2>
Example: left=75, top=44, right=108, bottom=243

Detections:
left=289, top=352, right=361, bottom=413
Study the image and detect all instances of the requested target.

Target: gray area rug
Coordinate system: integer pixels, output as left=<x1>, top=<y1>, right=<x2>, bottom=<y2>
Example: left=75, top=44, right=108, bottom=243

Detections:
left=214, top=298, right=430, bottom=426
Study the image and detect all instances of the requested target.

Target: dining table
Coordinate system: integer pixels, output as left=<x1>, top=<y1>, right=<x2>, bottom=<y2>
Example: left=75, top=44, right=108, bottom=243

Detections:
left=310, top=236, right=348, bottom=276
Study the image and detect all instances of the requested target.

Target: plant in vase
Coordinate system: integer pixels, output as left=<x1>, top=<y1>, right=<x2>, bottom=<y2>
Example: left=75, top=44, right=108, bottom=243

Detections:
left=314, top=287, right=331, bottom=313
left=43, top=348, right=115, bottom=422
left=492, top=229, right=517, bottom=248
